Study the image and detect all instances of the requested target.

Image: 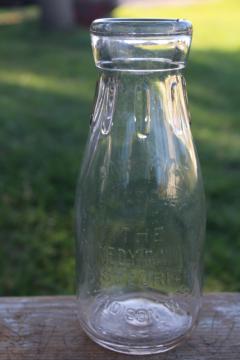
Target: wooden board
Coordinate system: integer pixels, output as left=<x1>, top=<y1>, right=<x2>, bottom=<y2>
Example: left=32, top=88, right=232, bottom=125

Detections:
left=0, top=294, right=239, bottom=359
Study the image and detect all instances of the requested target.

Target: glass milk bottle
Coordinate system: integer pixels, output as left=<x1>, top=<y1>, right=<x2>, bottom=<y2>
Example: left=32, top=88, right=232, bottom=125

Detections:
left=76, top=18, right=205, bottom=355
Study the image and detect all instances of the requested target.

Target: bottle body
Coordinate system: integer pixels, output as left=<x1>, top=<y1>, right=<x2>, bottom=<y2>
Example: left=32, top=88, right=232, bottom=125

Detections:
left=76, top=19, right=205, bottom=355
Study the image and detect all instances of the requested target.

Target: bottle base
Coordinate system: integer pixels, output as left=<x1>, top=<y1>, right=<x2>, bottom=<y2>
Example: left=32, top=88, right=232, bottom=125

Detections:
left=78, top=292, right=194, bottom=355
left=85, top=330, right=190, bottom=355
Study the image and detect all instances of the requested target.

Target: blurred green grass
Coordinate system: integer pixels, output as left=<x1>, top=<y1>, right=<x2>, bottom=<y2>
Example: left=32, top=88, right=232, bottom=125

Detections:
left=0, top=0, right=240, bottom=294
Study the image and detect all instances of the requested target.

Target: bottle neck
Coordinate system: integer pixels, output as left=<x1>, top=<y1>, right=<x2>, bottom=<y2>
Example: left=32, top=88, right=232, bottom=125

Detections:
left=89, top=68, right=197, bottom=193
left=92, top=69, right=191, bottom=137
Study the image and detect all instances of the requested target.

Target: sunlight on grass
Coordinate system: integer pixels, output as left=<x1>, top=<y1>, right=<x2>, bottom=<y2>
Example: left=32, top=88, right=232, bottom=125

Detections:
left=0, top=6, right=39, bottom=25
left=112, top=0, right=240, bottom=50
left=0, top=70, right=93, bottom=101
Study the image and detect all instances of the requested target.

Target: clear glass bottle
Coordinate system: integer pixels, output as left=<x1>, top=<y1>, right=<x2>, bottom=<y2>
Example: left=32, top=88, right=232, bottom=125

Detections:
left=76, top=18, right=205, bottom=355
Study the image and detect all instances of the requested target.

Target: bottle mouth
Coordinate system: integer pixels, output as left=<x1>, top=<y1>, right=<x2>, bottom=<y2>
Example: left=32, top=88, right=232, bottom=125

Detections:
left=90, top=18, right=192, bottom=37
left=90, top=18, right=192, bottom=72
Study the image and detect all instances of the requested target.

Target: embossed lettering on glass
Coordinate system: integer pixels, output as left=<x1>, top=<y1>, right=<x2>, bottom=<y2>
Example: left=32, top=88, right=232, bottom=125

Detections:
left=76, top=18, right=205, bottom=355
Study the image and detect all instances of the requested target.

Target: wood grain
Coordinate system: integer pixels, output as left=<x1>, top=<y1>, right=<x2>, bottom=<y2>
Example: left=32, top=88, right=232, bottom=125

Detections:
left=0, top=294, right=239, bottom=360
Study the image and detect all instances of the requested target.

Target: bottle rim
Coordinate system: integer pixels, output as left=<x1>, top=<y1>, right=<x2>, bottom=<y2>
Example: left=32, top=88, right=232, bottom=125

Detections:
left=90, top=18, right=192, bottom=37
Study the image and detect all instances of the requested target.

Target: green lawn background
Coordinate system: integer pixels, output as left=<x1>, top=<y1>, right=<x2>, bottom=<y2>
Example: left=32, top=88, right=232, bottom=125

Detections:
left=0, top=0, right=239, bottom=295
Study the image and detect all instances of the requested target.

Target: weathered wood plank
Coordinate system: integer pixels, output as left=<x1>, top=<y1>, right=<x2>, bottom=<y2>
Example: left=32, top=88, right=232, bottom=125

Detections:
left=0, top=294, right=239, bottom=359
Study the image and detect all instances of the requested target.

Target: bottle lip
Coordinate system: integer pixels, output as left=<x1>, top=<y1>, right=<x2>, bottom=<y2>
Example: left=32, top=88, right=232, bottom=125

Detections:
left=90, top=18, right=192, bottom=37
